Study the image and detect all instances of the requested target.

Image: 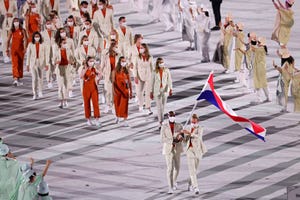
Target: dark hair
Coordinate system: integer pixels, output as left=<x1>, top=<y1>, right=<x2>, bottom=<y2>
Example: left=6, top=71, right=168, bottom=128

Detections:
left=134, top=34, right=143, bottom=44
left=247, top=33, right=250, bottom=38
left=85, top=56, right=95, bottom=66
left=10, top=18, right=23, bottom=32
left=155, top=57, right=163, bottom=73
left=81, top=35, right=89, bottom=45
left=81, top=1, right=88, bottom=5
left=138, top=43, right=151, bottom=61
left=108, top=40, right=117, bottom=56
left=82, top=12, right=91, bottom=21
left=286, top=56, right=294, bottom=65
left=50, top=10, right=58, bottom=16
left=204, top=11, right=209, bottom=17
left=55, top=28, right=66, bottom=45
left=31, top=31, right=43, bottom=44
left=116, top=56, right=128, bottom=74
left=58, top=38, right=66, bottom=48
left=85, top=19, right=92, bottom=24
left=119, top=16, right=125, bottom=22
left=168, top=111, right=175, bottom=116
left=99, top=0, right=106, bottom=4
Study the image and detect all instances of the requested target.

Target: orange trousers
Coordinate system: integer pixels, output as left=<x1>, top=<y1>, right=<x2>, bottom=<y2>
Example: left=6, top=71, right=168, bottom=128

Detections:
left=11, top=50, right=25, bottom=79
left=114, top=91, right=129, bottom=118
left=83, top=82, right=100, bottom=119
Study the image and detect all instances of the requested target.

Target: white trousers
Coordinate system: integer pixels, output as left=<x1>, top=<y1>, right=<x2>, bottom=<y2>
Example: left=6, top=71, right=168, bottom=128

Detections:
left=104, top=80, right=113, bottom=107
left=155, top=91, right=167, bottom=123
left=30, top=60, right=43, bottom=96
left=165, top=149, right=181, bottom=188
left=187, top=148, right=201, bottom=189
left=137, top=79, right=151, bottom=109
left=56, top=65, right=68, bottom=100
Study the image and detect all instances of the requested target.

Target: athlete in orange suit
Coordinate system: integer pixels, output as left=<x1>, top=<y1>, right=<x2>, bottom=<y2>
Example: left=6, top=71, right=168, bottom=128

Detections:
left=114, top=56, right=132, bottom=126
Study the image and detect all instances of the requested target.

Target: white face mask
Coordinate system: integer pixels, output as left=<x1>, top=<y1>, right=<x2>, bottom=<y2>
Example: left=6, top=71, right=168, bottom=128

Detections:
left=139, top=48, right=145, bottom=54
left=121, top=22, right=127, bottom=26
left=92, top=0, right=97, bottom=4
left=62, top=44, right=67, bottom=49
left=83, top=41, right=89, bottom=46
left=67, top=21, right=74, bottom=26
left=169, top=116, right=175, bottom=123
left=34, top=37, right=40, bottom=42
left=113, top=47, right=118, bottom=52
left=98, top=5, right=104, bottom=9
left=121, top=62, right=127, bottom=67
left=31, top=7, right=37, bottom=13
left=110, top=35, right=116, bottom=40
left=88, top=61, right=95, bottom=67
left=13, top=22, right=19, bottom=27
left=60, top=32, right=66, bottom=38
left=191, top=122, right=198, bottom=128
left=85, top=25, right=91, bottom=30
left=81, top=7, right=88, bottom=12
left=80, top=18, right=85, bottom=23
left=46, top=24, right=52, bottom=29
left=159, top=62, right=164, bottom=68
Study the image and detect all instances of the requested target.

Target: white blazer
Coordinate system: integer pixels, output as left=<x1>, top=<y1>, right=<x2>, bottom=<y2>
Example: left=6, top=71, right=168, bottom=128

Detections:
left=66, top=0, right=80, bottom=12
left=161, top=122, right=183, bottom=155
left=184, top=125, right=207, bottom=158
left=41, top=29, right=55, bottom=61
left=152, top=67, right=173, bottom=96
left=40, top=0, right=60, bottom=19
left=134, top=56, right=153, bottom=82
left=52, top=45, right=74, bottom=66
left=75, top=45, right=97, bottom=74
left=0, top=0, right=17, bottom=30
left=65, top=25, right=81, bottom=48
left=93, top=8, right=114, bottom=37
left=26, top=42, right=49, bottom=68
left=100, top=50, right=119, bottom=84
left=116, top=25, right=134, bottom=58
left=78, top=28, right=99, bottom=50
left=129, top=44, right=140, bottom=66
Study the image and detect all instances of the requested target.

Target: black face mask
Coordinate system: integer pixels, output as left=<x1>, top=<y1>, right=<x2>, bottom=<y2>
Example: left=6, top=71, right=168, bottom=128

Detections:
left=251, top=40, right=257, bottom=46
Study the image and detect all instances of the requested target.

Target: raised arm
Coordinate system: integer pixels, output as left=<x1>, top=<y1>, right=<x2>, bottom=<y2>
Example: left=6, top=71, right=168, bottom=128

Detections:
left=272, top=0, right=280, bottom=10
left=42, top=160, right=52, bottom=177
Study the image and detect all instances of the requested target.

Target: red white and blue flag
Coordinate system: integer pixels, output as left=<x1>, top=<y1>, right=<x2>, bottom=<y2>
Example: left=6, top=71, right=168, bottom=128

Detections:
left=197, top=72, right=266, bottom=142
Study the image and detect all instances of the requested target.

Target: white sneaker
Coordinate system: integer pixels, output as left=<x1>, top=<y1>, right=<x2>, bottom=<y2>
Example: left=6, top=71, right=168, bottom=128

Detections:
left=63, top=101, right=68, bottom=108
left=194, top=188, right=200, bottom=195
left=38, top=92, right=43, bottom=98
left=173, top=182, right=178, bottom=191
left=224, top=69, right=229, bottom=74
left=32, top=95, right=38, bottom=100
left=134, top=96, right=138, bottom=103
left=234, top=79, right=240, bottom=83
left=188, top=184, right=193, bottom=192
left=72, top=80, right=76, bottom=86
left=138, top=107, right=143, bottom=112
left=147, top=109, right=153, bottom=115
left=123, top=120, right=129, bottom=127
left=167, top=188, right=174, bottom=194
left=4, top=56, right=10, bottom=63
left=94, top=119, right=101, bottom=127
left=17, top=81, right=23, bottom=86
left=13, top=80, right=18, bottom=86
left=86, top=119, right=93, bottom=126
left=69, top=91, right=74, bottom=98
left=47, top=82, right=53, bottom=89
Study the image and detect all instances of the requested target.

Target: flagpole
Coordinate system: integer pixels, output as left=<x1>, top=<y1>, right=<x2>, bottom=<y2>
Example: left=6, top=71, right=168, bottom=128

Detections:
left=183, top=71, right=213, bottom=129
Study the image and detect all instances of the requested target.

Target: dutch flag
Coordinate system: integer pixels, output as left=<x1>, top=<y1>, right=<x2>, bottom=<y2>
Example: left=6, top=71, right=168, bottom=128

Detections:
left=197, top=72, right=266, bottom=142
